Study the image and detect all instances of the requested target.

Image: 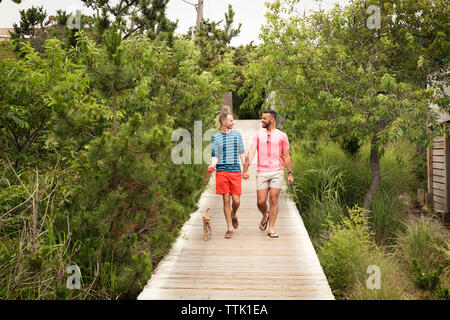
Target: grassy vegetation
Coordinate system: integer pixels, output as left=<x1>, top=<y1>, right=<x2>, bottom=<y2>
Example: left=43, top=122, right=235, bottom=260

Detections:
left=0, top=160, right=210, bottom=299
left=289, top=137, right=450, bottom=300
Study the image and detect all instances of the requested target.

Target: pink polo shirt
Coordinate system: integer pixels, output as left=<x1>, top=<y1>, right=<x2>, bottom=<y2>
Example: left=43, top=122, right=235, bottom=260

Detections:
left=251, top=128, right=290, bottom=173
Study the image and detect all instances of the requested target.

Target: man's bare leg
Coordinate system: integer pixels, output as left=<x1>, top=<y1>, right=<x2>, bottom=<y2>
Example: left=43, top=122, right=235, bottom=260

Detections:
left=268, top=188, right=281, bottom=234
left=231, top=194, right=240, bottom=228
left=223, top=193, right=233, bottom=233
left=257, top=189, right=269, bottom=228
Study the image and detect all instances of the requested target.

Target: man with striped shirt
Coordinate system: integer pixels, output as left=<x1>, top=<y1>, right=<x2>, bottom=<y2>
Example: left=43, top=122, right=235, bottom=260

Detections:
left=208, top=111, right=245, bottom=239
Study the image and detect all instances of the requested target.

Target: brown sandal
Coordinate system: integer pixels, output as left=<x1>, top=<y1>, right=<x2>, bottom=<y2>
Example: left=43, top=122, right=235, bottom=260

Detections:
left=267, top=232, right=279, bottom=238
left=224, top=230, right=233, bottom=239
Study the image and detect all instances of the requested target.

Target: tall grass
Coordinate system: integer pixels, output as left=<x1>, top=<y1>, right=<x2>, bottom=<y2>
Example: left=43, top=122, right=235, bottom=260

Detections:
left=370, top=190, right=406, bottom=245
left=346, top=249, right=416, bottom=300
left=318, top=205, right=412, bottom=299
left=290, top=139, right=367, bottom=211
left=290, top=139, right=367, bottom=241
left=395, top=216, right=449, bottom=277
left=288, top=136, right=449, bottom=299
left=291, top=137, right=421, bottom=244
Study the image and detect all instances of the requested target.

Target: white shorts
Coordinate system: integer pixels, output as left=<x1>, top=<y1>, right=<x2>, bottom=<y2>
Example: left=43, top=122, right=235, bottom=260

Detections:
left=256, top=170, right=284, bottom=190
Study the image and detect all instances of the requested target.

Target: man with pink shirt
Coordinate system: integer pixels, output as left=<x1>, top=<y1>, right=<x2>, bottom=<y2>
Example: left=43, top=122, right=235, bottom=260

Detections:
left=242, top=109, right=293, bottom=238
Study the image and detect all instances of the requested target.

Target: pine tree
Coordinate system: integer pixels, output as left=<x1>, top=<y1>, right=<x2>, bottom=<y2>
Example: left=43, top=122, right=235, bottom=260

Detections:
left=10, top=6, right=47, bottom=52
left=79, top=26, right=137, bottom=189
left=191, top=4, right=241, bottom=71
left=80, top=0, right=177, bottom=40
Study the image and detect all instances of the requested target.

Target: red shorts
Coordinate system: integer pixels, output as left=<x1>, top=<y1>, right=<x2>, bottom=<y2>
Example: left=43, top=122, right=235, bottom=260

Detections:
left=216, top=171, right=242, bottom=195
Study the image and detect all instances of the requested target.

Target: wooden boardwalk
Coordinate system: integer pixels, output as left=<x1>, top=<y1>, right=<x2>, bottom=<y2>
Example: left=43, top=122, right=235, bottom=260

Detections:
left=137, top=120, right=334, bottom=300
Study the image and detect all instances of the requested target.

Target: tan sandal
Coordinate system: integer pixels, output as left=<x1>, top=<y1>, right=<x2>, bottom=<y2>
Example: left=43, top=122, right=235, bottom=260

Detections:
left=267, top=232, right=279, bottom=238
left=224, top=230, right=233, bottom=239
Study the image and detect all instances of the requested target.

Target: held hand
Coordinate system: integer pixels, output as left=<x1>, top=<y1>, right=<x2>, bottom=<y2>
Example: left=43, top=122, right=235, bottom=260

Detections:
left=288, top=173, right=294, bottom=185
left=242, top=171, right=250, bottom=179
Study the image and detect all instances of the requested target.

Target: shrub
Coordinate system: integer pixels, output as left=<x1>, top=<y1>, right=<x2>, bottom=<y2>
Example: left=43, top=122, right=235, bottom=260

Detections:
left=318, top=205, right=413, bottom=299
left=370, top=190, right=406, bottom=245
left=411, top=258, right=444, bottom=291
left=303, top=198, right=344, bottom=243
left=395, top=216, right=449, bottom=297
left=395, top=216, right=449, bottom=273
left=317, top=205, right=373, bottom=297
left=290, top=139, right=366, bottom=213
left=346, top=249, right=413, bottom=300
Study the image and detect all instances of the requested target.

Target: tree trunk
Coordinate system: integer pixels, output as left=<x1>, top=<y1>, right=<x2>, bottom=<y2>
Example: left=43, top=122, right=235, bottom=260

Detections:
left=113, top=94, right=118, bottom=136
left=363, top=139, right=381, bottom=210
left=196, top=0, right=204, bottom=34
left=112, top=94, right=119, bottom=189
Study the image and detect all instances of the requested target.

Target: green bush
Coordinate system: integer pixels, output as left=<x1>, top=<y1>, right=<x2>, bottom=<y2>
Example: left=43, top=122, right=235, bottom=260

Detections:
left=411, top=258, right=444, bottom=292
left=290, top=139, right=367, bottom=213
left=346, top=249, right=413, bottom=300
left=304, top=198, right=344, bottom=243
left=0, top=33, right=232, bottom=299
left=318, top=205, right=412, bottom=299
left=395, top=216, right=449, bottom=273
left=318, top=205, right=374, bottom=297
left=395, top=216, right=449, bottom=297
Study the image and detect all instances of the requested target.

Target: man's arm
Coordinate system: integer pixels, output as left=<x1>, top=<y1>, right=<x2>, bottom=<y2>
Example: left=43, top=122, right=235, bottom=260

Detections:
left=242, top=143, right=257, bottom=178
left=282, top=148, right=294, bottom=184
left=239, top=153, right=245, bottom=167
left=210, top=157, right=218, bottom=169
left=209, top=135, right=218, bottom=169
left=238, top=132, right=245, bottom=168
left=282, top=149, right=292, bottom=172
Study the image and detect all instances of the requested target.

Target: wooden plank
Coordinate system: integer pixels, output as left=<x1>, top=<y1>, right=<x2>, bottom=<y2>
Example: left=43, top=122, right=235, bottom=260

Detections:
left=427, top=126, right=433, bottom=195
left=432, top=155, right=445, bottom=163
left=433, top=181, right=446, bottom=191
left=433, top=169, right=445, bottom=177
left=445, top=124, right=450, bottom=212
left=433, top=136, right=444, bottom=143
left=433, top=194, right=446, bottom=205
left=138, top=120, right=334, bottom=301
left=432, top=162, right=446, bottom=169
left=433, top=141, right=444, bottom=149
left=432, top=149, right=445, bottom=156
left=433, top=175, right=446, bottom=184
left=434, top=201, right=447, bottom=212
left=432, top=188, right=447, bottom=199
left=433, top=137, right=446, bottom=208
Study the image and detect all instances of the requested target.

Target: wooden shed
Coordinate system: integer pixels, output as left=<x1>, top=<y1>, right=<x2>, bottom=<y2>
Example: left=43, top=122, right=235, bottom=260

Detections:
left=427, top=84, right=450, bottom=225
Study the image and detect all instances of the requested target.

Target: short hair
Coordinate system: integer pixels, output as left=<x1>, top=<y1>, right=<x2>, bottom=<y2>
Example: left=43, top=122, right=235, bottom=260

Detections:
left=263, top=109, right=276, bottom=120
left=219, top=110, right=230, bottom=125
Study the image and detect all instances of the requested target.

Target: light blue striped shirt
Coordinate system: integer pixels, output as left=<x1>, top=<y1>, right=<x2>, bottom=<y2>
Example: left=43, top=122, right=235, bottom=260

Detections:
left=211, top=130, right=245, bottom=172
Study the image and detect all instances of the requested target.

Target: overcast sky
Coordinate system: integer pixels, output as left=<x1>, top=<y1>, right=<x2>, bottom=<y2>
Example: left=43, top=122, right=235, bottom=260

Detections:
left=0, top=0, right=350, bottom=45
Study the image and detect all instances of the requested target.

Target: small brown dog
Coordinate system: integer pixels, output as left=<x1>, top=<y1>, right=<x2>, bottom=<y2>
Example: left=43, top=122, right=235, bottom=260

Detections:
left=203, top=208, right=212, bottom=241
